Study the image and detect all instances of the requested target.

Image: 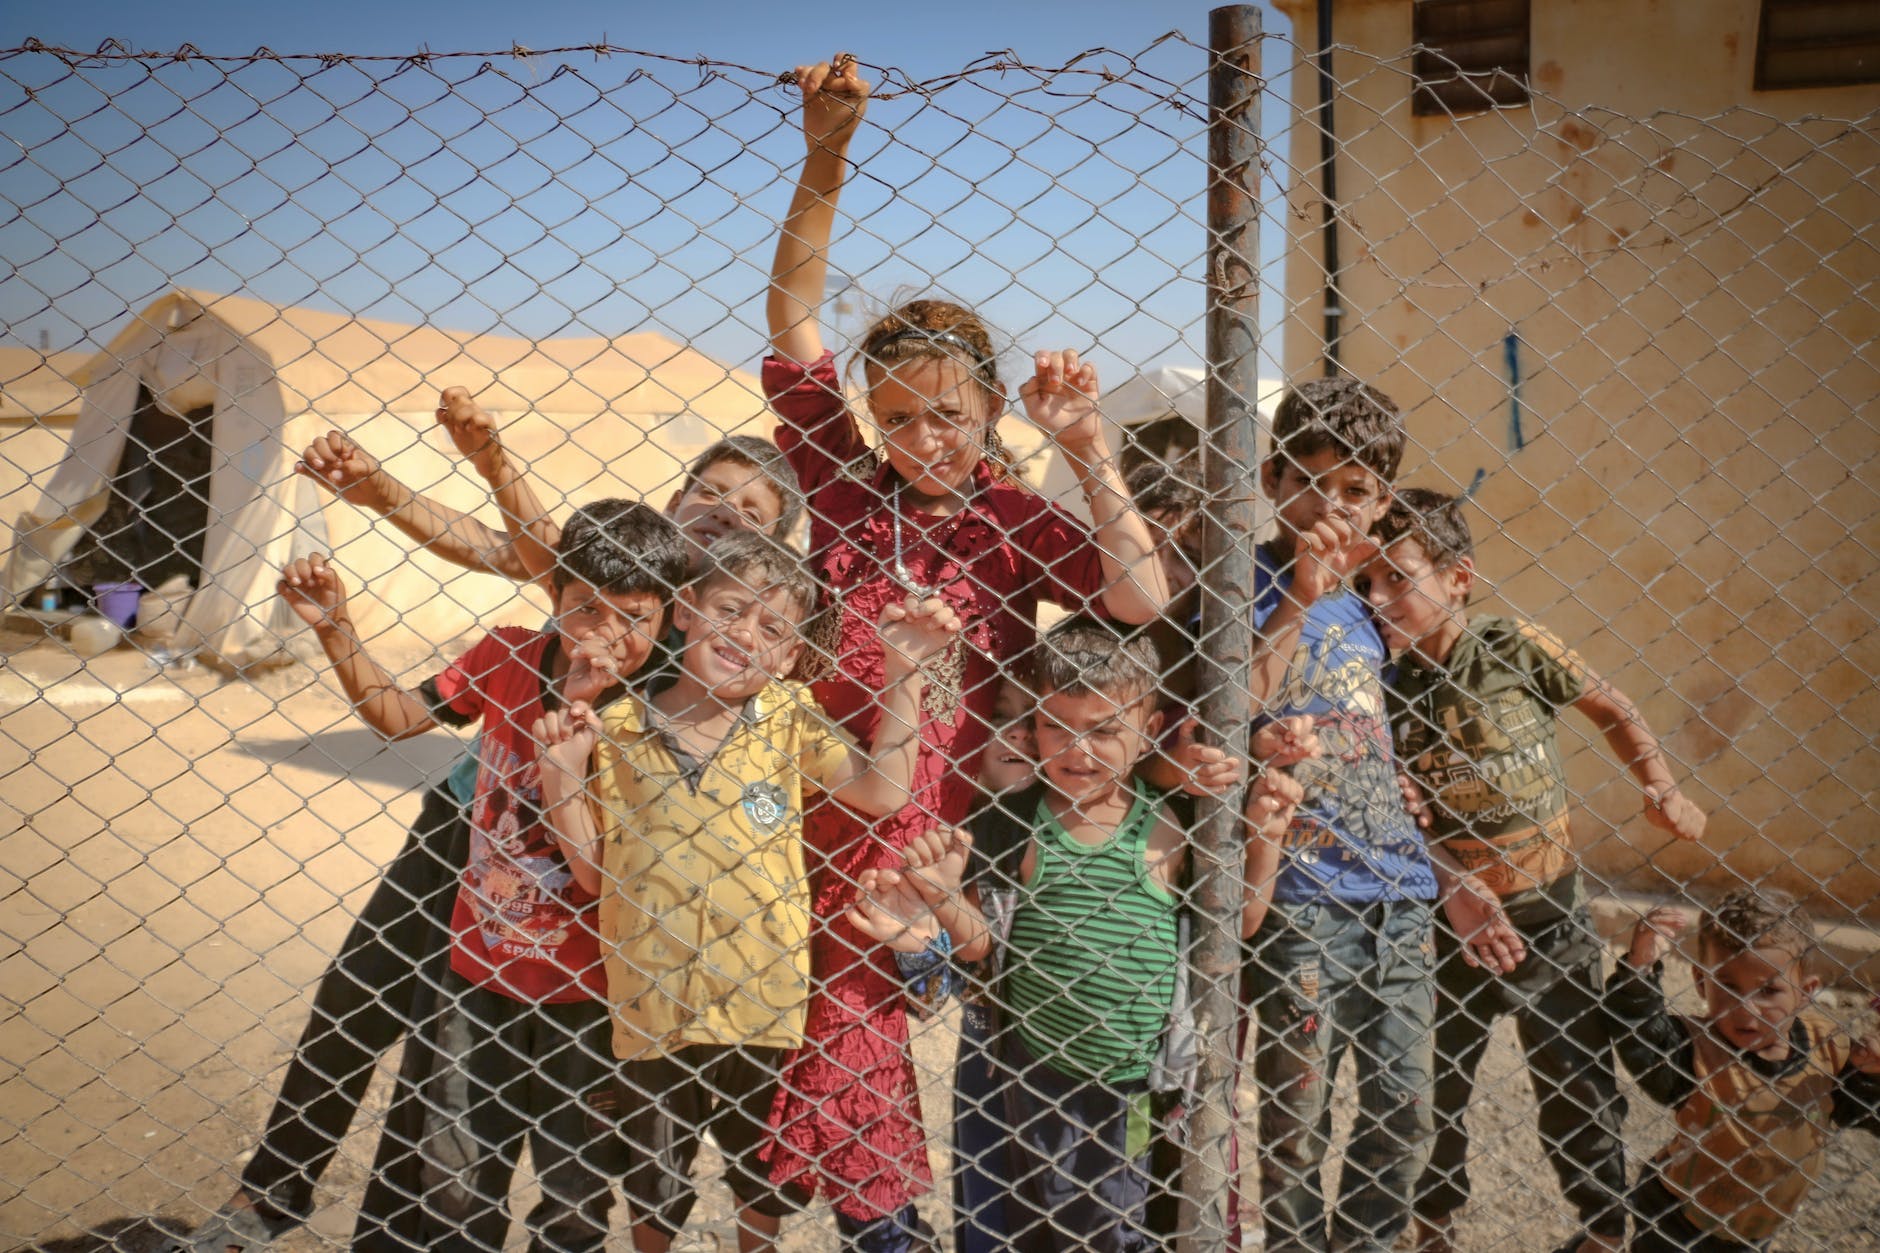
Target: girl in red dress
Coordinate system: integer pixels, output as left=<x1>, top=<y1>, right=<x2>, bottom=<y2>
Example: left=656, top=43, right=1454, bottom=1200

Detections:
left=762, top=52, right=1174, bottom=1250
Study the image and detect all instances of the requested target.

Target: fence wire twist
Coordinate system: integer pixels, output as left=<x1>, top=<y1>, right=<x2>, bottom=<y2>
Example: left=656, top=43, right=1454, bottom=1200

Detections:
left=1, top=14, right=1877, bottom=1253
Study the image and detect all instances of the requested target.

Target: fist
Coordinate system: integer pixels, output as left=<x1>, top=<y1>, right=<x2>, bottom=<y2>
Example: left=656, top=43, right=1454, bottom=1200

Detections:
left=1170, top=718, right=1245, bottom=798
left=533, top=702, right=601, bottom=800
left=796, top=51, right=870, bottom=151
left=1645, top=784, right=1706, bottom=843
left=1252, top=715, right=1320, bottom=768
left=879, top=594, right=963, bottom=677
left=1247, top=768, right=1306, bottom=829
left=278, top=554, right=348, bottom=630
left=436, top=386, right=506, bottom=479
left=1628, top=904, right=1693, bottom=969
left=1292, top=518, right=1378, bottom=608
left=295, top=431, right=382, bottom=506
left=1018, top=350, right=1103, bottom=456
left=902, top=826, right=972, bottom=900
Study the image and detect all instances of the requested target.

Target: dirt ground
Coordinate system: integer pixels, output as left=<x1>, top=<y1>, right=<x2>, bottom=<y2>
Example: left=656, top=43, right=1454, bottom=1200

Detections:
left=2, top=636, right=1876, bottom=1252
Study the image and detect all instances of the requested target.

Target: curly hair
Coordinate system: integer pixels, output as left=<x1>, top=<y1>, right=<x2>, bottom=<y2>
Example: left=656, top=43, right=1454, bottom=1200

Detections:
left=1028, top=616, right=1161, bottom=712
left=1372, top=486, right=1474, bottom=570
left=1270, top=375, right=1406, bottom=485
left=1700, top=887, right=1817, bottom=966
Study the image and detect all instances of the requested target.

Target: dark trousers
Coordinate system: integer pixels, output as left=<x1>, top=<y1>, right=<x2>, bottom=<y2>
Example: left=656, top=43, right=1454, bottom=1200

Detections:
left=1415, top=907, right=1629, bottom=1238
left=388, top=971, right=625, bottom=1253
left=616, top=1044, right=792, bottom=1236
left=237, top=785, right=467, bottom=1220
left=953, top=1007, right=1020, bottom=1253
left=1002, top=1031, right=1155, bottom=1253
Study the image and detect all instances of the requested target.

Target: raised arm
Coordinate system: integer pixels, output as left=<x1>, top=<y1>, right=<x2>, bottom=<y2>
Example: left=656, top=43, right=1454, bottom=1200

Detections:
left=899, top=827, right=994, bottom=963
left=1018, top=351, right=1170, bottom=624
left=1572, top=669, right=1705, bottom=842
left=296, top=430, right=532, bottom=580
left=767, top=53, right=869, bottom=364
left=533, top=704, right=605, bottom=897
left=823, top=596, right=961, bottom=815
left=1608, top=907, right=1700, bottom=1109
left=278, top=554, right=439, bottom=740
left=435, top=387, right=560, bottom=588
left=1248, top=520, right=1377, bottom=706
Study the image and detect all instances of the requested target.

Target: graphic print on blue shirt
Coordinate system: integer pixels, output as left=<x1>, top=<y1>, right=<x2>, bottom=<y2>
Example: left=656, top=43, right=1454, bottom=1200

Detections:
left=1254, top=544, right=1436, bottom=904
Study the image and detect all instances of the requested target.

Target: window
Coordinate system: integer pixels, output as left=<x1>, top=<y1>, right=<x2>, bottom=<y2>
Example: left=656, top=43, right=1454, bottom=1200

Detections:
left=1412, top=0, right=1532, bottom=117
left=1756, top=0, right=1880, bottom=90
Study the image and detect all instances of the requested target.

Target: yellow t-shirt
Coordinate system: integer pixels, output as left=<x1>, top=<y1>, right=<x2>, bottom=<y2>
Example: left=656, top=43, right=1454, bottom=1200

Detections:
left=591, top=681, right=853, bottom=1060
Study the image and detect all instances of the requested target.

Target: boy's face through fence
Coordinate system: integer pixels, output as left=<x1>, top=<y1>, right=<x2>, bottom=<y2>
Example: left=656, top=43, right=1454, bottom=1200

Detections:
left=866, top=356, right=996, bottom=498
left=979, top=678, right=1039, bottom=796
left=1698, top=942, right=1822, bottom=1056
left=1144, top=505, right=1203, bottom=602
left=552, top=581, right=666, bottom=681
left=671, top=577, right=808, bottom=699
left=1360, top=537, right=1473, bottom=658
left=1032, top=685, right=1162, bottom=805
left=666, top=459, right=788, bottom=550
left=1262, top=447, right=1389, bottom=552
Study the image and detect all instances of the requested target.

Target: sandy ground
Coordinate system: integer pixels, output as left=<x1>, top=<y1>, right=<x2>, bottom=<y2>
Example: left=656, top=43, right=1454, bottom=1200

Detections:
left=2, top=636, right=1876, bottom=1251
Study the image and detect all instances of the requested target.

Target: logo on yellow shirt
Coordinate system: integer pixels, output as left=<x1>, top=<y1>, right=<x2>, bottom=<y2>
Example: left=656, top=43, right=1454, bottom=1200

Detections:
left=742, top=782, right=790, bottom=831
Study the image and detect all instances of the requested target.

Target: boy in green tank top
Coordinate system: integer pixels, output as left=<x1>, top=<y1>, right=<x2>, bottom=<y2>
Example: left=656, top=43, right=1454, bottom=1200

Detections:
left=1358, top=489, right=1707, bottom=1253
left=849, top=618, right=1306, bottom=1252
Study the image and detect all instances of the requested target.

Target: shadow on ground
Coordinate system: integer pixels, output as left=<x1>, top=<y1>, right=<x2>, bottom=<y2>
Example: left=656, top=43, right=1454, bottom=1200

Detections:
left=31, top=1216, right=193, bottom=1252
left=237, top=726, right=467, bottom=789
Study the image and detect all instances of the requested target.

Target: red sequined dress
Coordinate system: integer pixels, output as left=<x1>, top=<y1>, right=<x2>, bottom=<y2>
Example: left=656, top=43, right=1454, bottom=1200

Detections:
left=762, top=351, right=1109, bottom=1219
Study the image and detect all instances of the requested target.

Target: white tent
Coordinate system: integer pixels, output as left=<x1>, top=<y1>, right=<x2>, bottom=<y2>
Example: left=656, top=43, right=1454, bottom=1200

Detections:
left=4, top=297, right=329, bottom=668
left=3, top=289, right=772, bottom=667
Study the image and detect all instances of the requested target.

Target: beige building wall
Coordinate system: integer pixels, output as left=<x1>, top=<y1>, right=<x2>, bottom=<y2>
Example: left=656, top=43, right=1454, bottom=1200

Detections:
left=1274, top=0, right=1880, bottom=916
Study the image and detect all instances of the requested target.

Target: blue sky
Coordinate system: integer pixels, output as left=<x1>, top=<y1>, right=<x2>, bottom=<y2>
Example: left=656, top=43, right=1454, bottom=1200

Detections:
left=0, top=1, right=1300, bottom=382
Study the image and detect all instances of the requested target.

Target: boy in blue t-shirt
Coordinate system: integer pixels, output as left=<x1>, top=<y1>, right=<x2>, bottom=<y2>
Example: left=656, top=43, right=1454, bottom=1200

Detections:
left=1239, top=378, right=1518, bottom=1253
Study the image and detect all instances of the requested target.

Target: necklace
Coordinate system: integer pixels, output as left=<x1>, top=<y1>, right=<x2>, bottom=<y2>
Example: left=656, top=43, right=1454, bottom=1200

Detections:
left=891, top=485, right=937, bottom=598
left=890, top=484, right=969, bottom=720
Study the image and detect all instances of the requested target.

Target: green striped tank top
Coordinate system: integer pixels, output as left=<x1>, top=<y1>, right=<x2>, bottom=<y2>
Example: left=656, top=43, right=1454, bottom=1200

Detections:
left=1004, top=780, right=1180, bottom=1083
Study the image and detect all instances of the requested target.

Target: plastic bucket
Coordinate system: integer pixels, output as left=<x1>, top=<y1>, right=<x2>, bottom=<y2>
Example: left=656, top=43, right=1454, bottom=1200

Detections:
left=92, top=581, right=143, bottom=628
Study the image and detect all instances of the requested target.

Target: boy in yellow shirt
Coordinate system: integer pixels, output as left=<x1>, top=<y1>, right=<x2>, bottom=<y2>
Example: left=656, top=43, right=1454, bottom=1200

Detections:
left=535, top=530, right=958, bottom=1252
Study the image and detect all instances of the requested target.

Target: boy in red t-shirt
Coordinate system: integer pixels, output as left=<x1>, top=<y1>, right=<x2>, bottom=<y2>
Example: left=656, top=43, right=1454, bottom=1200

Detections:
left=278, top=499, right=689, bottom=1252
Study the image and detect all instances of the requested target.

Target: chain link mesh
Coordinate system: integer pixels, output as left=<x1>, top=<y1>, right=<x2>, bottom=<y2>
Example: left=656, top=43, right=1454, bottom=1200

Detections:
left=1, top=19, right=1875, bottom=1253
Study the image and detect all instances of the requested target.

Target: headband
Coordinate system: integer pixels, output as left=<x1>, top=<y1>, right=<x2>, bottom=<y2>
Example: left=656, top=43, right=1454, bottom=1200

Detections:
left=866, top=327, right=997, bottom=377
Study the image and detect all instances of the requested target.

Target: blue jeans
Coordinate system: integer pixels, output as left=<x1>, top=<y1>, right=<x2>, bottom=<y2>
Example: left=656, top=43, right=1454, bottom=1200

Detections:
left=1244, top=899, right=1437, bottom=1253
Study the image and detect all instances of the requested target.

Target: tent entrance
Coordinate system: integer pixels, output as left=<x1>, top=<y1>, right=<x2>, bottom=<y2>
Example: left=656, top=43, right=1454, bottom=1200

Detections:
left=66, top=383, right=214, bottom=592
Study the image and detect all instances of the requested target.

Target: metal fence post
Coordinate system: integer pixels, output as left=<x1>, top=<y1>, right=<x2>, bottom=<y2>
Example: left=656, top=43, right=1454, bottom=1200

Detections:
left=1179, top=6, right=1263, bottom=1251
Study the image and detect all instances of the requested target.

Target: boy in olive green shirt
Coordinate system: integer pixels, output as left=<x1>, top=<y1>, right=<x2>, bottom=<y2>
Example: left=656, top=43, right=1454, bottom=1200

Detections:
left=1359, top=488, right=1706, bottom=1253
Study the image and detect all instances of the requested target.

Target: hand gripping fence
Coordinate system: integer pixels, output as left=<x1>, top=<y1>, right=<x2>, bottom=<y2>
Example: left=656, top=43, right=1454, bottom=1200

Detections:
left=1, top=8, right=1878, bottom=1251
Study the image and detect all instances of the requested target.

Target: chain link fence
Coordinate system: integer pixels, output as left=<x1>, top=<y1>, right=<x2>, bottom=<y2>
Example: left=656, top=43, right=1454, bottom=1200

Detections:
left=1, top=9, right=1876, bottom=1251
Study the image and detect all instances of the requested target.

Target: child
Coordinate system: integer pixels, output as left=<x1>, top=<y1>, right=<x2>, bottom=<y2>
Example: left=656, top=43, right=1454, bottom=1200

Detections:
left=1237, top=376, right=1507, bottom=1253
left=1125, top=455, right=1205, bottom=708
left=1613, top=891, right=1880, bottom=1251
left=1359, top=487, right=1707, bottom=1253
left=846, top=619, right=1304, bottom=1252
left=761, top=52, right=1174, bottom=1246
left=296, top=402, right=804, bottom=580
left=533, top=532, right=958, bottom=1253
left=191, top=402, right=803, bottom=1251
left=276, top=500, right=689, bottom=1251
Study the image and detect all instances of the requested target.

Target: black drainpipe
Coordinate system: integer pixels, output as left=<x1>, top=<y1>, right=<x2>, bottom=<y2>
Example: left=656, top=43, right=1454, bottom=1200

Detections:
left=1316, top=0, right=1343, bottom=375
